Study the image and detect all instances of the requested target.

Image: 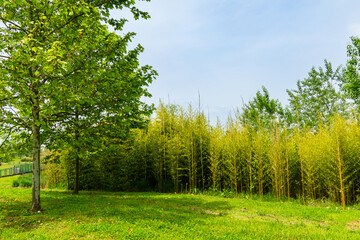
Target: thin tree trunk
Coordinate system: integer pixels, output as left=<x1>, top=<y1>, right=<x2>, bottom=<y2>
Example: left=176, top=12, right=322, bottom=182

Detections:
left=31, top=101, right=41, bottom=212
left=191, top=133, right=195, bottom=191
left=298, top=135, right=305, bottom=205
left=234, top=149, right=238, bottom=196
left=285, top=136, right=290, bottom=201
left=163, top=115, right=166, bottom=192
left=188, top=137, right=191, bottom=191
left=176, top=142, right=179, bottom=193
left=258, top=133, right=263, bottom=201
left=74, top=128, right=80, bottom=194
left=249, top=148, right=253, bottom=199
left=336, top=137, right=346, bottom=208
left=200, top=137, right=204, bottom=193
left=163, top=135, right=166, bottom=192
left=74, top=110, right=80, bottom=195
left=239, top=153, right=243, bottom=193
left=145, top=139, right=147, bottom=180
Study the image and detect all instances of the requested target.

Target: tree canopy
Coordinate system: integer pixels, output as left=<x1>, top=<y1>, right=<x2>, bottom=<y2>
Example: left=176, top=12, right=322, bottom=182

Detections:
left=0, top=0, right=156, bottom=211
left=342, top=37, right=360, bottom=106
left=286, top=60, right=346, bottom=127
left=239, top=86, right=286, bottom=129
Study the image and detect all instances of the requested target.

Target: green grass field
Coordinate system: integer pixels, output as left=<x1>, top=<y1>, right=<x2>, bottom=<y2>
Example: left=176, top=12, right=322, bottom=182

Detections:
left=0, top=163, right=14, bottom=170
left=1, top=177, right=360, bottom=239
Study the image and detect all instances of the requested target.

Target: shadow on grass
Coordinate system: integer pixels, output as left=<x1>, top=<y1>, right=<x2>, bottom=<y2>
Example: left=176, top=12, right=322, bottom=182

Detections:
left=0, top=190, right=232, bottom=233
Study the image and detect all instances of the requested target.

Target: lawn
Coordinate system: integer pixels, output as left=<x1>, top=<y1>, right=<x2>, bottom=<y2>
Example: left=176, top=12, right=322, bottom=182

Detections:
left=0, top=163, right=14, bottom=170
left=1, top=178, right=360, bottom=239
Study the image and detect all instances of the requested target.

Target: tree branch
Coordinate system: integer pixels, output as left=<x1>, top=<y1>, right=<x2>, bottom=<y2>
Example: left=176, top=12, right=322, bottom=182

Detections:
left=0, top=96, right=19, bottom=102
left=46, top=0, right=113, bottom=38
left=41, top=65, right=85, bottom=85
left=0, top=127, right=13, bottom=148
left=0, top=16, right=29, bottom=34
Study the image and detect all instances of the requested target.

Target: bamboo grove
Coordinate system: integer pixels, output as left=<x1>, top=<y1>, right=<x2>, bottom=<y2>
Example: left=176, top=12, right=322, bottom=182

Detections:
left=128, top=103, right=360, bottom=207
left=43, top=101, right=360, bottom=207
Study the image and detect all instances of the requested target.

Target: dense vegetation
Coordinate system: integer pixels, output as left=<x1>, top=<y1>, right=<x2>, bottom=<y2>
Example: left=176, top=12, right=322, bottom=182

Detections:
left=0, top=0, right=156, bottom=211
left=1, top=0, right=360, bottom=213
left=23, top=37, right=356, bottom=209
left=33, top=36, right=360, bottom=207
left=42, top=103, right=360, bottom=207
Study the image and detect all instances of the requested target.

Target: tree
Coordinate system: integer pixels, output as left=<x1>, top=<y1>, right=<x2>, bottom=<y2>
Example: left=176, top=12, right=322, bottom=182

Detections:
left=342, top=37, right=360, bottom=106
left=0, top=0, right=154, bottom=211
left=287, top=60, right=347, bottom=127
left=47, top=36, right=155, bottom=194
left=240, top=86, right=285, bottom=129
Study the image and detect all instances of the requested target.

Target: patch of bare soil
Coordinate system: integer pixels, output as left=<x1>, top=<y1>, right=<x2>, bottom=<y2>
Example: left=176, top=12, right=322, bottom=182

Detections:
left=190, top=207, right=225, bottom=216
left=347, top=220, right=360, bottom=231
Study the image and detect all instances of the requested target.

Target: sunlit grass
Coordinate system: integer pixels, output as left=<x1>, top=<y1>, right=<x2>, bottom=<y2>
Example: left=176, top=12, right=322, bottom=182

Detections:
left=1, top=178, right=360, bottom=239
left=0, top=163, right=15, bottom=170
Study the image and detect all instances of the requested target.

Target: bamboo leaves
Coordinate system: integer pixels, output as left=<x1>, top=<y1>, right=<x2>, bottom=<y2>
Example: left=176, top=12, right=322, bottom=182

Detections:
left=115, top=103, right=360, bottom=206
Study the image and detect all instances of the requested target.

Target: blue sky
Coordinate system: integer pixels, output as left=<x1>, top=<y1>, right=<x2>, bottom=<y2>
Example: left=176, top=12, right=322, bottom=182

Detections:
left=114, top=0, right=360, bottom=123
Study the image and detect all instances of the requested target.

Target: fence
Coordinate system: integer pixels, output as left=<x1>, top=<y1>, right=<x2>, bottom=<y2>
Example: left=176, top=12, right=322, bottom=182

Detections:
left=0, top=163, right=33, bottom=178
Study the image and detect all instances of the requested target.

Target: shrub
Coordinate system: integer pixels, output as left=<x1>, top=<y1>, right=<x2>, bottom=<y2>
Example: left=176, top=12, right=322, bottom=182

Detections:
left=12, top=180, right=19, bottom=187
left=19, top=176, right=32, bottom=187
left=12, top=175, right=33, bottom=188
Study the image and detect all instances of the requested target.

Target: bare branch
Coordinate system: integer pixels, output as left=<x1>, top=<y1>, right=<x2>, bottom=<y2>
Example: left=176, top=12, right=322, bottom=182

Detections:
left=0, top=16, right=29, bottom=34
left=0, top=127, right=13, bottom=148
left=48, top=111, right=74, bottom=119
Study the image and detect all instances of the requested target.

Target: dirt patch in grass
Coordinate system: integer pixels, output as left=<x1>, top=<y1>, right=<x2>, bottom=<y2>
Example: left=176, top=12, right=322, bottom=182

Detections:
left=232, top=212, right=330, bottom=228
left=233, top=215, right=253, bottom=220
left=347, top=220, right=360, bottom=231
left=190, top=207, right=226, bottom=216
left=202, top=209, right=223, bottom=216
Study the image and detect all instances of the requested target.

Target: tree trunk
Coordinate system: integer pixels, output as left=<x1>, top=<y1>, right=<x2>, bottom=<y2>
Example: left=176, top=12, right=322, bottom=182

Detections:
left=336, top=136, right=346, bottom=208
left=31, top=100, right=41, bottom=212
left=74, top=155, right=80, bottom=194
left=74, top=146, right=80, bottom=194
left=74, top=110, right=80, bottom=194
left=29, top=3, right=41, bottom=212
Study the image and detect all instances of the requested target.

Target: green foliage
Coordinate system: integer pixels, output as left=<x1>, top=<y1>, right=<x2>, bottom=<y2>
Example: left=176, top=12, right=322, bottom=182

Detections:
left=0, top=0, right=156, bottom=208
left=12, top=179, right=19, bottom=187
left=240, top=86, right=286, bottom=129
left=19, top=175, right=32, bottom=188
left=342, top=36, right=360, bottom=106
left=12, top=175, right=32, bottom=188
left=287, top=60, right=347, bottom=127
left=42, top=100, right=360, bottom=206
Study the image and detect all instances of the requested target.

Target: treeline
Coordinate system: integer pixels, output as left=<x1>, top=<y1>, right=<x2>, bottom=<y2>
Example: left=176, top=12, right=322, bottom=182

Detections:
left=139, top=106, right=360, bottom=207
left=44, top=102, right=360, bottom=207
left=43, top=36, right=360, bottom=206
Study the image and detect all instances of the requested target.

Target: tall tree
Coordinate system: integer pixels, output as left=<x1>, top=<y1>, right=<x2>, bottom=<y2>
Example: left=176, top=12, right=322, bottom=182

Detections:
left=48, top=36, right=155, bottom=194
left=342, top=36, right=360, bottom=106
left=287, top=60, right=346, bottom=127
left=0, top=0, right=154, bottom=211
left=240, top=86, right=285, bottom=129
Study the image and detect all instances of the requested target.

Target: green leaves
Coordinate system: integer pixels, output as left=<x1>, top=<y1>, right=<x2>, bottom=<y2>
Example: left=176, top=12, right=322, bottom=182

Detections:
left=0, top=0, right=155, bottom=207
left=287, top=60, right=347, bottom=127
left=342, top=37, right=360, bottom=106
left=240, top=86, right=284, bottom=130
